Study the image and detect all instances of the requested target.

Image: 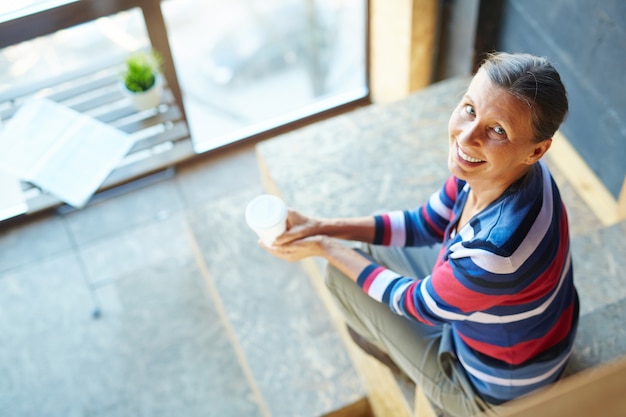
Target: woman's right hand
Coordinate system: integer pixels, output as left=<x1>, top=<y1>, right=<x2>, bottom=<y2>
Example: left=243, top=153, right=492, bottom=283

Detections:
left=274, top=209, right=324, bottom=245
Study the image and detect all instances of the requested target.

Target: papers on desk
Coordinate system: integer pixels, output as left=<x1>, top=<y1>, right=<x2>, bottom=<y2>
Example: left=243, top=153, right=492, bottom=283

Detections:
left=0, top=170, right=27, bottom=220
left=0, top=98, right=134, bottom=209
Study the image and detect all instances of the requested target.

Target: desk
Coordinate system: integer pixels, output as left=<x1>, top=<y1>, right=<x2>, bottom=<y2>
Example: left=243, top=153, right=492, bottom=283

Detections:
left=0, top=0, right=195, bottom=220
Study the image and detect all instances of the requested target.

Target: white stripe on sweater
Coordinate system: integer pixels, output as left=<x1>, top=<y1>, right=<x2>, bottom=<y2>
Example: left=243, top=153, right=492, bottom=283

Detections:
left=368, top=269, right=401, bottom=302
left=388, top=211, right=407, bottom=246
left=428, top=191, right=451, bottom=220
left=419, top=253, right=571, bottom=324
left=449, top=162, right=554, bottom=274
left=459, top=347, right=572, bottom=387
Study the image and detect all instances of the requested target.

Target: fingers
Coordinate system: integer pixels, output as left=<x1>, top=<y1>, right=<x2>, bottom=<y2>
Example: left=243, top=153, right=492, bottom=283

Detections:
left=285, top=208, right=305, bottom=229
left=258, top=238, right=300, bottom=262
left=259, top=235, right=324, bottom=262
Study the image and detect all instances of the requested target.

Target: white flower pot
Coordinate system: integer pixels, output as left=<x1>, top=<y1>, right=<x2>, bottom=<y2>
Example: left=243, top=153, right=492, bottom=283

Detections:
left=123, top=75, right=163, bottom=111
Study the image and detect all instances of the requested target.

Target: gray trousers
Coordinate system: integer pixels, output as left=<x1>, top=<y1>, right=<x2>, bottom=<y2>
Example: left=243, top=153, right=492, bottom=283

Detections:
left=325, top=243, right=496, bottom=417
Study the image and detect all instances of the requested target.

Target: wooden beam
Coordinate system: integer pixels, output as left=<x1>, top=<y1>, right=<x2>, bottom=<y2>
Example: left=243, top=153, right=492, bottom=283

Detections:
left=369, top=0, right=438, bottom=103
left=409, top=0, right=438, bottom=91
left=548, top=131, right=622, bottom=226
left=414, top=385, right=438, bottom=417
left=321, top=397, right=374, bottom=417
left=139, top=0, right=187, bottom=122
left=0, top=0, right=142, bottom=49
left=473, top=0, right=503, bottom=70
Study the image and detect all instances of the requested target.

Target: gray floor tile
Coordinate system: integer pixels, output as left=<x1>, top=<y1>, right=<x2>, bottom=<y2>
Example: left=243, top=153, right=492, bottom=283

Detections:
left=571, top=220, right=626, bottom=315
left=0, top=250, right=95, bottom=339
left=78, top=212, right=193, bottom=287
left=572, top=296, right=626, bottom=370
left=62, top=176, right=186, bottom=247
left=0, top=215, right=73, bottom=273
left=175, top=145, right=262, bottom=208
left=84, top=268, right=262, bottom=417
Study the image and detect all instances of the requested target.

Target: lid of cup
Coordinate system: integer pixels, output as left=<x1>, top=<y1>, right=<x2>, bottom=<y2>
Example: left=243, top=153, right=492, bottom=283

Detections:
left=245, top=194, right=286, bottom=228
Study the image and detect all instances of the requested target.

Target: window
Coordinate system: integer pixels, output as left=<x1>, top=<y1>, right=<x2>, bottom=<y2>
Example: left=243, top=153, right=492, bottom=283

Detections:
left=0, top=0, right=368, bottom=153
left=162, top=0, right=368, bottom=151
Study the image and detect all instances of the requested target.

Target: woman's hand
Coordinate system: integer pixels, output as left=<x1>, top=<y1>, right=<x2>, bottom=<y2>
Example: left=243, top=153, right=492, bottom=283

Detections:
left=259, top=208, right=332, bottom=262
left=274, top=209, right=323, bottom=245
left=271, top=208, right=376, bottom=246
left=258, top=207, right=375, bottom=282
left=261, top=233, right=370, bottom=284
left=261, top=234, right=329, bottom=262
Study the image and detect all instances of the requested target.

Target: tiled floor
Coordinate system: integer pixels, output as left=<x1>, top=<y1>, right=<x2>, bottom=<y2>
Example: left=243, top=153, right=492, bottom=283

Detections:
left=0, top=145, right=364, bottom=417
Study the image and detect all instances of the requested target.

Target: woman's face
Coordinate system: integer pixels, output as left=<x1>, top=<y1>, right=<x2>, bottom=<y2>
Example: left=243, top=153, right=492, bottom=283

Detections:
left=447, top=69, right=550, bottom=188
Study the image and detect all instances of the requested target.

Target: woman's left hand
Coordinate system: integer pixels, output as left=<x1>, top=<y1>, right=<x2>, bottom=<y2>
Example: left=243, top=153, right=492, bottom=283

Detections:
left=260, top=235, right=328, bottom=262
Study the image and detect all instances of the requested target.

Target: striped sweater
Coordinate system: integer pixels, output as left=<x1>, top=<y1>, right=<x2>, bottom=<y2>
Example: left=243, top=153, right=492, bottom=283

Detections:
left=358, top=161, right=579, bottom=404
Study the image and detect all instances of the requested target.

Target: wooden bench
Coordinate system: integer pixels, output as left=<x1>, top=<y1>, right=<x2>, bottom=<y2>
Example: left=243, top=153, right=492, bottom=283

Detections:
left=256, top=76, right=626, bottom=416
left=0, top=0, right=195, bottom=221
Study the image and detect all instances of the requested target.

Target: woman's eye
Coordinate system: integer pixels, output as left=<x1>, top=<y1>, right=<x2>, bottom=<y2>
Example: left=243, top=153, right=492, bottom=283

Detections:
left=493, top=126, right=507, bottom=136
left=463, top=104, right=475, bottom=116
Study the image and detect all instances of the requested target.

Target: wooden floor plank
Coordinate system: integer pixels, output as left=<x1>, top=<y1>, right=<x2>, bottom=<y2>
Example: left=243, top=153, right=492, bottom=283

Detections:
left=549, top=131, right=621, bottom=225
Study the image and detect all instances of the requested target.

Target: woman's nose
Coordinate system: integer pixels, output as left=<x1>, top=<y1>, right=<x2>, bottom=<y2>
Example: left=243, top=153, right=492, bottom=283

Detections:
left=457, top=123, right=480, bottom=145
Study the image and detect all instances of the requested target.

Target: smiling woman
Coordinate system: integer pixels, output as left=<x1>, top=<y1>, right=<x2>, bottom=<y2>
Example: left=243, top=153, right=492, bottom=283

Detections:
left=260, top=52, right=578, bottom=417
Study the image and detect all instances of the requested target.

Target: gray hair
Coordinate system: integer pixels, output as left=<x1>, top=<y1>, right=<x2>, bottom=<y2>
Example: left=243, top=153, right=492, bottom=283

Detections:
left=480, top=52, right=569, bottom=142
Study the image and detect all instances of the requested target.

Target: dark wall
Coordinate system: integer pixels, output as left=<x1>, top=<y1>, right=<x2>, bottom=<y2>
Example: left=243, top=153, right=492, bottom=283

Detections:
left=495, top=0, right=625, bottom=198
left=434, top=0, right=479, bottom=81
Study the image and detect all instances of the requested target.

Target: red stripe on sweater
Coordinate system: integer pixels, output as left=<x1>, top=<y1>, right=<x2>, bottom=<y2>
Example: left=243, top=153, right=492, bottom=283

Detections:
left=430, top=261, right=506, bottom=312
left=444, top=176, right=458, bottom=200
left=458, top=303, right=575, bottom=365
left=421, top=205, right=446, bottom=237
left=362, top=266, right=386, bottom=293
left=404, top=280, right=435, bottom=325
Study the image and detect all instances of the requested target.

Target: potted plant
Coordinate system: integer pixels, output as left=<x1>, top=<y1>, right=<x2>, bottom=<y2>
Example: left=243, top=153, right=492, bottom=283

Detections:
left=121, top=49, right=163, bottom=111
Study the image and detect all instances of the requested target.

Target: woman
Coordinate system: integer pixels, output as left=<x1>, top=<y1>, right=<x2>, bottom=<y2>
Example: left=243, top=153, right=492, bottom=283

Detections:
left=261, top=52, right=579, bottom=416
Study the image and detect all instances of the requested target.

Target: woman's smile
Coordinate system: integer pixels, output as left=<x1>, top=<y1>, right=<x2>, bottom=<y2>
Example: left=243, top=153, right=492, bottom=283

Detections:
left=457, top=146, right=485, bottom=164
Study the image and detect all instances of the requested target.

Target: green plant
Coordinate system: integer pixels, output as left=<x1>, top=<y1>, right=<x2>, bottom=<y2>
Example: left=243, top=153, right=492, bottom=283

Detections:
left=123, top=50, right=162, bottom=92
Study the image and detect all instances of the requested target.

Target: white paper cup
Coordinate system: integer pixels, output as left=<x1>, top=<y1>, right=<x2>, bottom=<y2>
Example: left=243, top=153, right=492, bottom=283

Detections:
left=245, top=194, right=287, bottom=244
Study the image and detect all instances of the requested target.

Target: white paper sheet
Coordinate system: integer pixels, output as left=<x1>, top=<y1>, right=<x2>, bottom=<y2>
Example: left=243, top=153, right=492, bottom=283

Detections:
left=0, top=98, right=134, bottom=208
left=0, top=170, right=27, bottom=221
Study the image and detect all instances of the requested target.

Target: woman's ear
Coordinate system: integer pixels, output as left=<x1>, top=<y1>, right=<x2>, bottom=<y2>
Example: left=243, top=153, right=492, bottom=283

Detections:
left=527, top=138, right=552, bottom=164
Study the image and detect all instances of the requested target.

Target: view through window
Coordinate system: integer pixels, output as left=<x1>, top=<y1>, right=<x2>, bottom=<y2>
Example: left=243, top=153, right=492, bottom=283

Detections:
left=0, top=0, right=368, bottom=152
